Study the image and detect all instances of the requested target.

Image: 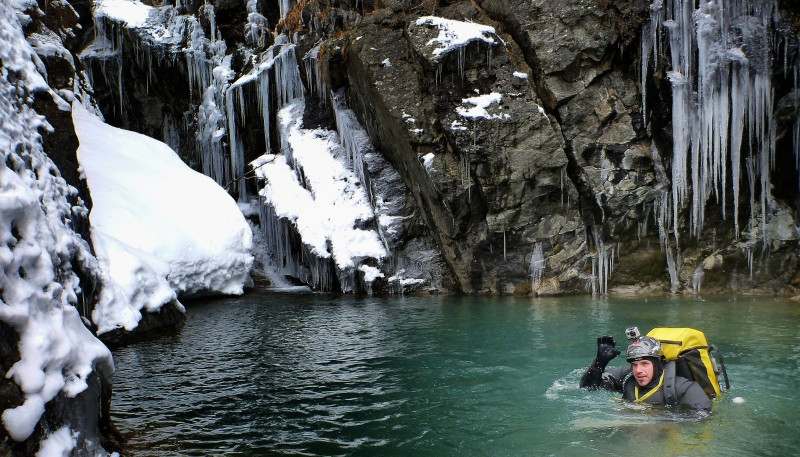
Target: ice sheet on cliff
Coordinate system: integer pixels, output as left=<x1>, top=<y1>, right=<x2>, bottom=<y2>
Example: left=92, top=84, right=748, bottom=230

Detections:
left=73, top=104, right=253, bottom=335
left=253, top=101, right=386, bottom=272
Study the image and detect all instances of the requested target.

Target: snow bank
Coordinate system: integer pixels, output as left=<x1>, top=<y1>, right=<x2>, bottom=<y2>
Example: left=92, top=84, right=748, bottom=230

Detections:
left=415, top=16, right=496, bottom=60
left=254, top=101, right=386, bottom=270
left=1, top=0, right=113, bottom=442
left=73, top=104, right=253, bottom=334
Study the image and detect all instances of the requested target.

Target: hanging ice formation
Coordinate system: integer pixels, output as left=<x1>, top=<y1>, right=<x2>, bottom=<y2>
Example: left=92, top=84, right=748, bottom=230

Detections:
left=84, top=1, right=239, bottom=191
left=589, top=226, right=614, bottom=295
left=85, top=1, right=393, bottom=292
left=303, top=41, right=328, bottom=100
left=530, top=242, right=545, bottom=289
left=279, top=0, right=297, bottom=20
left=248, top=38, right=392, bottom=292
left=414, top=16, right=498, bottom=84
left=245, top=0, right=270, bottom=49
left=641, top=0, right=797, bottom=242
left=224, top=42, right=301, bottom=202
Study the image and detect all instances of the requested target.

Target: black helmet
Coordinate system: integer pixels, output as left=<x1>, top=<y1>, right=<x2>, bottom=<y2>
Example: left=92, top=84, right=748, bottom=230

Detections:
left=626, top=336, right=663, bottom=362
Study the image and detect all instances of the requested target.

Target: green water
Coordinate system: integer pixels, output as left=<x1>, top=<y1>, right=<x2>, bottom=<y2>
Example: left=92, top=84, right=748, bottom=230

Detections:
left=111, top=291, right=800, bottom=456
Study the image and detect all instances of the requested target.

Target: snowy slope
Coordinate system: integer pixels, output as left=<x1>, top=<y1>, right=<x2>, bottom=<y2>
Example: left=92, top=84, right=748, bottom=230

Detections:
left=0, top=0, right=113, bottom=448
left=73, top=104, right=253, bottom=335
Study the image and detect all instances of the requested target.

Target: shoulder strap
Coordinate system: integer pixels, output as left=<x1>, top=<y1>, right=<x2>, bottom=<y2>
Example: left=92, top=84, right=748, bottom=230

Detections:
left=662, top=360, right=678, bottom=406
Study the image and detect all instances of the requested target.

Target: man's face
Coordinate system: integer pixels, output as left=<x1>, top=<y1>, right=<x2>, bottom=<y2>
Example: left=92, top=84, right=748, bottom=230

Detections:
left=631, top=359, right=654, bottom=386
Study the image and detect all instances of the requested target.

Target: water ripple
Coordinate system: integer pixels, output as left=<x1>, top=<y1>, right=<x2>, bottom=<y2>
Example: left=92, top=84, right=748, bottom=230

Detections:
left=111, top=293, right=800, bottom=456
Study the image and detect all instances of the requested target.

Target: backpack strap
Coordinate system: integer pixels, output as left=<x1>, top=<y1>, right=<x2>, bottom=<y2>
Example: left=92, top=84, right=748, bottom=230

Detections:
left=662, top=360, right=678, bottom=406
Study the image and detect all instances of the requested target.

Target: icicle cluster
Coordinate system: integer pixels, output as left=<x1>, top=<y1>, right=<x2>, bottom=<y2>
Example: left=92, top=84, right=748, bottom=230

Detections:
left=245, top=0, right=270, bottom=49
left=303, top=40, right=328, bottom=101
left=642, top=0, right=788, bottom=240
left=589, top=227, right=615, bottom=295
left=332, top=90, right=371, bottom=207
left=273, top=37, right=304, bottom=109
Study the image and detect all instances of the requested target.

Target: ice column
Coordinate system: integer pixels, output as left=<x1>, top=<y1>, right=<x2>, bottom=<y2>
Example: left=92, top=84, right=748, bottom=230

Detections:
left=279, top=0, right=296, bottom=20
left=530, top=242, right=545, bottom=289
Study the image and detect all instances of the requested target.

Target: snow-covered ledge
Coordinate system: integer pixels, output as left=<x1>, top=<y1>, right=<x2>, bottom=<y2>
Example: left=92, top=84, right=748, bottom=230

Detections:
left=73, top=104, right=253, bottom=336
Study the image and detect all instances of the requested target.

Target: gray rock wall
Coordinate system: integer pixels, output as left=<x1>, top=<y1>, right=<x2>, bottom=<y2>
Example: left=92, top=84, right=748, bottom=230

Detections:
left=80, top=0, right=800, bottom=296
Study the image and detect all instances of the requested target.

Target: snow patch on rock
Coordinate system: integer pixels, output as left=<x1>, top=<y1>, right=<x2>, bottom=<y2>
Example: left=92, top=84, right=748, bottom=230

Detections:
left=415, top=16, right=496, bottom=60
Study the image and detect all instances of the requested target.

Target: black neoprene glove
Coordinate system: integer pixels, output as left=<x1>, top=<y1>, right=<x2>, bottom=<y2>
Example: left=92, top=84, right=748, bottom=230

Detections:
left=580, top=335, right=620, bottom=389
left=595, top=335, right=621, bottom=367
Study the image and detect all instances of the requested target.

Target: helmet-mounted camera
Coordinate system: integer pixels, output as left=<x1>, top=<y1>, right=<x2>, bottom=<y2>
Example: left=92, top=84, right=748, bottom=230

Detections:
left=625, top=326, right=641, bottom=341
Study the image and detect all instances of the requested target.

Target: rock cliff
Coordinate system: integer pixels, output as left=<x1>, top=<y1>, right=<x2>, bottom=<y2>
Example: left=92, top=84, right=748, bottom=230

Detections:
left=76, top=0, right=800, bottom=296
left=73, top=0, right=798, bottom=294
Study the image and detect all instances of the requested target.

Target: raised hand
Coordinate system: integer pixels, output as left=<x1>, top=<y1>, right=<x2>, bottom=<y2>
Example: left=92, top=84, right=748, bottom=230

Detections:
left=596, top=335, right=621, bottom=366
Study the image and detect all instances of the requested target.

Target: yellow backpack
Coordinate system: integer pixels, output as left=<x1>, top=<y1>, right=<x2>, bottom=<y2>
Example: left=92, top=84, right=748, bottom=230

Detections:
left=647, top=327, right=729, bottom=398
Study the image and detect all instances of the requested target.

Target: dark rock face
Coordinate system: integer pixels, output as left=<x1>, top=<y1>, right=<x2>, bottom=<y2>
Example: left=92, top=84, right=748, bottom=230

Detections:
left=0, top=323, right=24, bottom=454
left=340, top=10, right=585, bottom=293
left=99, top=301, right=187, bottom=349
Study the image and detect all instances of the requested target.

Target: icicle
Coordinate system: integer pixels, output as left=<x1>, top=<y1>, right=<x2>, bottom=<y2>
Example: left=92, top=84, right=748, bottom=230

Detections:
left=162, top=113, right=181, bottom=154
left=273, top=41, right=304, bottom=109
left=225, top=84, right=247, bottom=201
left=458, top=47, right=465, bottom=82
left=503, top=230, right=506, bottom=261
left=204, top=3, right=216, bottom=43
left=638, top=217, right=648, bottom=241
left=117, top=46, right=123, bottom=115
left=461, top=152, right=471, bottom=201
left=691, top=267, right=704, bottom=293
left=589, top=226, right=614, bottom=295
left=641, top=22, right=653, bottom=125
left=257, top=68, right=271, bottom=154
left=746, top=156, right=757, bottom=224
left=303, top=41, right=327, bottom=102
left=279, top=0, right=296, bottom=20
left=530, top=242, right=545, bottom=289
left=665, top=244, right=679, bottom=293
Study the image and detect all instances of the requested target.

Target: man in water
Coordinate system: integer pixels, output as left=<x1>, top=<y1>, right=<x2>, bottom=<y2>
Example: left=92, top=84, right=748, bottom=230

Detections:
left=580, top=334, right=711, bottom=410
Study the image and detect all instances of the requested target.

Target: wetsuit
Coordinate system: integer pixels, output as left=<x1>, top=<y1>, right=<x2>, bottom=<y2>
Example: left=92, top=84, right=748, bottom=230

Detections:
left=581, top=364, right=711, bottom=410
